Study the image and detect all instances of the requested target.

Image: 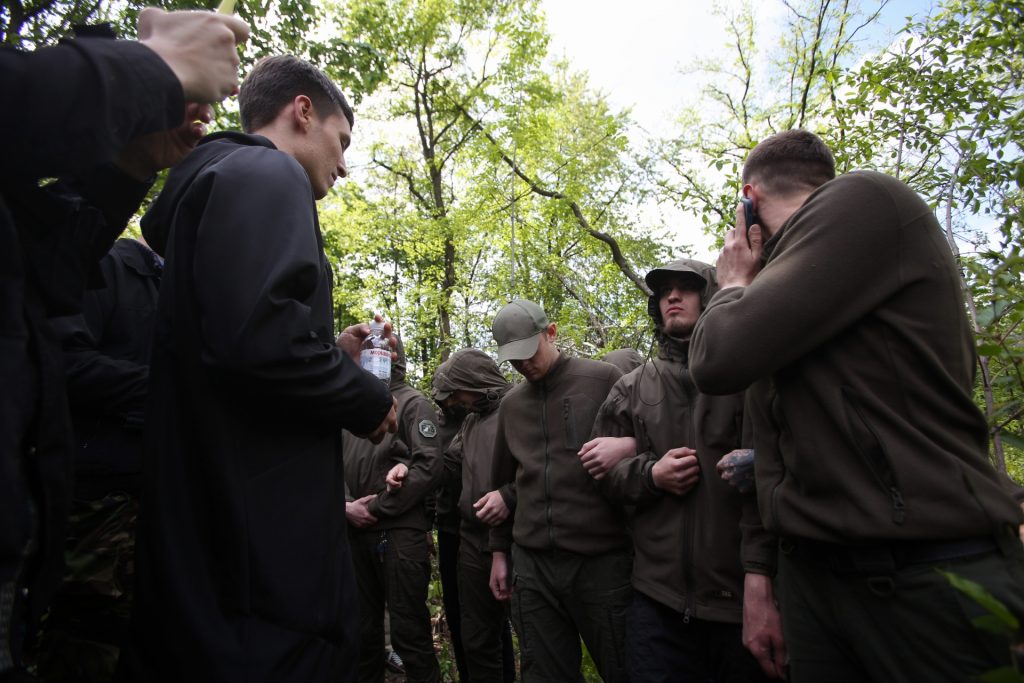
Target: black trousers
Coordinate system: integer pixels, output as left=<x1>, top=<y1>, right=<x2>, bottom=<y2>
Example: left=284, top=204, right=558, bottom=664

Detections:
left=776, top=532, right=1024, bottom=683
left=626, top=591, right=768, bottom=683
left=438, top=529, right=469, bottom=681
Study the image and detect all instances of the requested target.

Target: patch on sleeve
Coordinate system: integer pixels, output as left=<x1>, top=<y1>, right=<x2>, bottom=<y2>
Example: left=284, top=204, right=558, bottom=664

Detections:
left=418, top=419, right=438, bottom=438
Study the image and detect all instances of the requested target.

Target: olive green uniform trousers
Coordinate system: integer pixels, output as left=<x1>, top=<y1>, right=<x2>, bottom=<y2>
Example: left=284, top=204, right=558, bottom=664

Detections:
left=351, top=528, right=439, bottom=683
left=510, top=545, right=631, bottom=683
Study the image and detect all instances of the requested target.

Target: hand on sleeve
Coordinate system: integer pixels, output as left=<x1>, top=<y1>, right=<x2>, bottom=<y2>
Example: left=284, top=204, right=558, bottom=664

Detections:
left=578, top=436, right=638, bottom=480
left=474, top=490, right=511, bottom=526
left=717, top=448, right=756, bottom=494
left=651, top=447, right=700, bottom=496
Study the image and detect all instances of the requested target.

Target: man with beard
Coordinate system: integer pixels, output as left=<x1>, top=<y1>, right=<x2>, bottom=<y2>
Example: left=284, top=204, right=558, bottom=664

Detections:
left=582, top=259, right=783, bottom=681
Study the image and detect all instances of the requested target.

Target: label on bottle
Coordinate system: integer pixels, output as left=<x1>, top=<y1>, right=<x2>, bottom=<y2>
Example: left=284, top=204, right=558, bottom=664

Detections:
left=361, top=348, right=391, bottom=382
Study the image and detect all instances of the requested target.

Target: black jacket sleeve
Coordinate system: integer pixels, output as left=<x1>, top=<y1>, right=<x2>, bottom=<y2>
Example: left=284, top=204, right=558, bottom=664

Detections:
left=1, top=38, right=183, bottom=183
left=50, top=253, right=148, bottom=419
left=190, top=147, right=390, bottom=433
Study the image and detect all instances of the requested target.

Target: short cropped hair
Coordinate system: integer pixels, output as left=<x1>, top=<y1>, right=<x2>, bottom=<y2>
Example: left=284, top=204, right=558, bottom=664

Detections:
left=742, top=129, right=835, bottom=197
left=239, top=55, right=354, bottom=133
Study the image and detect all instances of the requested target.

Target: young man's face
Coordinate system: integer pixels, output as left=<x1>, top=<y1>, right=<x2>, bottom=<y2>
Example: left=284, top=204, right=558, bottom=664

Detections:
left=511, top=326, right=558, bottom=383
left=296, top=109, right=351, bottom=200
left=658, top=276, right=702, bottom=338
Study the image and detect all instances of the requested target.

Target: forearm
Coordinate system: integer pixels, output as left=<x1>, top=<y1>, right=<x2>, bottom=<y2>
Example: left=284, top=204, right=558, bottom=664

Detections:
left=54, top=163, right=155, bottom=235
left=692, top=180, right=903, bottom=396
left=370, top=455, right=443, bottom=518
left=740, top=494, right=777, bottom=576
left=600, top=451, right=661, bottom=504
left=498, top=482, right=516, bottom=509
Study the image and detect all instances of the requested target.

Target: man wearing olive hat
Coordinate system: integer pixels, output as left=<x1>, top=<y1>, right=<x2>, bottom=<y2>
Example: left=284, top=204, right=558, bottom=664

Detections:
left=487, top=299, right=629, bottom=683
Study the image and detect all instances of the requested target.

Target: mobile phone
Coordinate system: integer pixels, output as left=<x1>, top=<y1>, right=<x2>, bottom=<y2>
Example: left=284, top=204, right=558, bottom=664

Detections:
left=740, top=197, right=758, bottom=247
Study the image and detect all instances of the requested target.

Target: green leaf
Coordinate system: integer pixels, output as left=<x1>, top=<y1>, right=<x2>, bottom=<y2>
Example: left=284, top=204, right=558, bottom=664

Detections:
left=973, top=614, right=1016, bottom=636
left=977, top=343, right=1003, bottom=357
left=978, top=668, right=1024, bottom=683
left=940, top=570, right=1020, bottom=633
left=998, top=432, right=1024, bottom=451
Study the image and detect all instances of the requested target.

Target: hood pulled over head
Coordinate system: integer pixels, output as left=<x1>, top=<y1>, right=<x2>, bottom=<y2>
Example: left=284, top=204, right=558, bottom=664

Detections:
left=432, top=348, right=509, bottom=413
left=644, top=258, right=718, bottom=329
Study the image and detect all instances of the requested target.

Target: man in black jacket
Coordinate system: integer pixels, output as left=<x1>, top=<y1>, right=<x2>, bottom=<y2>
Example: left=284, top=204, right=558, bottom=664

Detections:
left=124, top=55, right=397, bottom=681
left=38, top=238, right=162, bottom=681
left=0, top=10, right=247, bottom=680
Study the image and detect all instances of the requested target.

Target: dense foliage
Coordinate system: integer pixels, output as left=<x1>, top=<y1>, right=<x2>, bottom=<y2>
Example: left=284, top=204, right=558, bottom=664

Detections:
left=6, top=0, right=1019, bottom=473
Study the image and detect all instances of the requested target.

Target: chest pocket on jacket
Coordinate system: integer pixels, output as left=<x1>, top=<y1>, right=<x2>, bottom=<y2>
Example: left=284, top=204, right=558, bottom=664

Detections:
left=563, top=394, right=600, bottom=451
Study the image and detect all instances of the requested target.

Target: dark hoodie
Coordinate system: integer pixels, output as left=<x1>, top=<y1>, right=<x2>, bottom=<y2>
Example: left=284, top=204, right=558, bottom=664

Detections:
left=601, top=348, right=643, bottom=374
left=344, top=336, right=443, bottom=532
left=435, top=349, right=515, bottom=551
left=690, top=171, right=1022, bottom=548
left=127, top=132, right=391, bottom=682
left=594, top=259, right=773, bottom=623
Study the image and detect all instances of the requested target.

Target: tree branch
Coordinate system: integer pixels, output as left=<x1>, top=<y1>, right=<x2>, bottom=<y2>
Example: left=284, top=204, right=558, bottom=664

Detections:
left=373, top=156, right=431, bottom=210
left=448, top=97, right=652, bottom=296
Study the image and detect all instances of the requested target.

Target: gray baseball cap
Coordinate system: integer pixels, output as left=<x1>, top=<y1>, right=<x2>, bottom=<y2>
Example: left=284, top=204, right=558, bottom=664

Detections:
left=492, top=299, right=549, bottom=363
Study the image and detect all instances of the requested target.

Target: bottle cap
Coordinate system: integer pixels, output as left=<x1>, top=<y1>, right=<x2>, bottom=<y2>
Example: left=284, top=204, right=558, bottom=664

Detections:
left=369, top=320, right=385, bottom=333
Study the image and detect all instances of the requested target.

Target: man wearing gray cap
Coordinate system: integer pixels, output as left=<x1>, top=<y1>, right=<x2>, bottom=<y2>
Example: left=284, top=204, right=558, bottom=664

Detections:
left=488, top=299, right=630, bottom=683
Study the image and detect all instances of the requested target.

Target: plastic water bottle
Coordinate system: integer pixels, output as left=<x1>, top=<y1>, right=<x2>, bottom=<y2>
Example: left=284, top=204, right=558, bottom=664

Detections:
left=360, top=320, right=391, bottom=383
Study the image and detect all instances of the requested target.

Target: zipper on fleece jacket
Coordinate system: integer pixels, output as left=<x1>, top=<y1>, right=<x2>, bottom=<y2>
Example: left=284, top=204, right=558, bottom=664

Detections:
left=679, top=370, right=698, bottom=624
left=841, top=387, right=907, bottom=525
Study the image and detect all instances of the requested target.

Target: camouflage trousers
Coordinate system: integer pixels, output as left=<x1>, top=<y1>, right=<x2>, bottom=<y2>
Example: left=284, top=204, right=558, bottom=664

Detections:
left=33, top=493, right=138, bottom=683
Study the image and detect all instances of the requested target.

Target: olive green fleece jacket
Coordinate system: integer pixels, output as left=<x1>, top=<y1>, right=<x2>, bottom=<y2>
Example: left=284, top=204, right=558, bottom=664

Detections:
left=444, top=400, right=516, bottom=552
left=594, top=334, right=772, bottom=623
left=344, top=380, right=443, bottom=532
left=690, top=170, right=1023, bottom=556
left=489, top=354, right=628, bottom=555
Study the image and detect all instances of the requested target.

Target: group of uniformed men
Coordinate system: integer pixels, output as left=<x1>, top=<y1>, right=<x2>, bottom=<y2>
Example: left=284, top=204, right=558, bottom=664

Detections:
left=3, top=6, right=1023, bottom=683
